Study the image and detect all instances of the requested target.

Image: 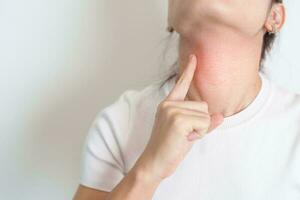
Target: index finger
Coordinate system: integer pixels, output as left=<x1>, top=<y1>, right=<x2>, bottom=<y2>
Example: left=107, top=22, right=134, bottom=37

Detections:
left=166, top=54, right=197, bottom=101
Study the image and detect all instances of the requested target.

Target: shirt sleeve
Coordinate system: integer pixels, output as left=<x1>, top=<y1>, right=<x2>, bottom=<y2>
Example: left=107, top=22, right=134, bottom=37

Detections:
left=79, top=90, right=136, bottom=192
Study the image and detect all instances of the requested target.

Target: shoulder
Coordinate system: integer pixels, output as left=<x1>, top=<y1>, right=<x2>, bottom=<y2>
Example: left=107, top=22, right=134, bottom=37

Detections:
left=79, top=79, right=171, bottom=190
left=269, top=80, right=300, bottom=112
left=94, top=78, right=168, bottom=129
left=85, top=78, right=171, bottom=150
left=264, top=80, right=300, bottom=135
left=271, top=86, right=300, bottom=181
left=81, top=79, right=171, bottom=171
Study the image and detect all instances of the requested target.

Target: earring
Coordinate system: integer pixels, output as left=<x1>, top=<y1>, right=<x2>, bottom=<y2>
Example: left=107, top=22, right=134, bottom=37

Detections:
left=268, top=25, right=278, bottom=34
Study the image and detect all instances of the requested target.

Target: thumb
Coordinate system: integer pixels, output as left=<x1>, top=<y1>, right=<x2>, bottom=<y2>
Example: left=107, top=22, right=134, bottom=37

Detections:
left=207, top=113, right=224, bottom=133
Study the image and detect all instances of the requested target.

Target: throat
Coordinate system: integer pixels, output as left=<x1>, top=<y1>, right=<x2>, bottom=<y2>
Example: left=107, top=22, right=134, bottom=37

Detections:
left=178, top=32, right=263, bottom=117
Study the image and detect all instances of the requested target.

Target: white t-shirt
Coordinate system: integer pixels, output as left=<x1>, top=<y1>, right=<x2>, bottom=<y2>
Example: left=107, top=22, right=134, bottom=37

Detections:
left=80, top=71, right=300, bottom=199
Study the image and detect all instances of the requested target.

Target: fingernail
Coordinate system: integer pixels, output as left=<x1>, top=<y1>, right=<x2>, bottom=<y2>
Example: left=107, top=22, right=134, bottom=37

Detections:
left=189, top=54, right=194, bottom=61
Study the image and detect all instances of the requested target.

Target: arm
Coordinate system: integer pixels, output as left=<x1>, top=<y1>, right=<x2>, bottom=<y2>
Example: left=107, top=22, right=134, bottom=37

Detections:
left=73, top=185, right=108, bottom=200
left=74, top=54, right=223, bottom=200
left=105, top=164, right=161, bottom=200
left=73, top=164, right=162, bottom=200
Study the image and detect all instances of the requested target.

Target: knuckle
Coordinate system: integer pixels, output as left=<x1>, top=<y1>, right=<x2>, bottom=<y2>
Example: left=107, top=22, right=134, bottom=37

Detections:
left=157, top=101, right=168, bottom=113
left=158, top=101, right=165, bottom=110
left=196, top=130, right=206, bottom=138
left=159, top=101, right=172, bottom=110
left=165, top=107, right=176, bottom=118
left=203, top=114, right=211, bottom=125
left=197, top=115, right=210, bottom=129
left=171, top=113, right=184, bottom=125
left=201, top=101, right=209, bottom=111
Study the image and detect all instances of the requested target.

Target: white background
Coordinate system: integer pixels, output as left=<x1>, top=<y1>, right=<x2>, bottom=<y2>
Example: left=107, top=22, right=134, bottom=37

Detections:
left=0, top=0, right=299, bottom=199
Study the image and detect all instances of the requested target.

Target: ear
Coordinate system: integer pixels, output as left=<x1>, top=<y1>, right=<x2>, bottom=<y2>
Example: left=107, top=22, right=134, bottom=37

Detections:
left=264, top=3, right=286, bottom=33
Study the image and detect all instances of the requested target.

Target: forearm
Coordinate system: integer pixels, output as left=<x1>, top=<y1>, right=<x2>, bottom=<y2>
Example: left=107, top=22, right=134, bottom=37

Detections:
left=106, top=164, right=162, bottom=200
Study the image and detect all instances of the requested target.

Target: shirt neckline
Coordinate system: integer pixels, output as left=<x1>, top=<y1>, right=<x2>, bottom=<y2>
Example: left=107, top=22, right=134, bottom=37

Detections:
left=162, top=71, right=273, bottom=131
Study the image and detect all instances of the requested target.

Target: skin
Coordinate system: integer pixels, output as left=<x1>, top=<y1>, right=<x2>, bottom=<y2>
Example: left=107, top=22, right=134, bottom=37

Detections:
left=74, top=1, right=285, bottom=199
left=170, top=0, right=286, bottom=117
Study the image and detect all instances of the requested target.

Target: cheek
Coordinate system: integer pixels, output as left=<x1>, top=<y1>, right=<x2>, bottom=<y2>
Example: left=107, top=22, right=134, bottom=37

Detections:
left=233, top=1, right=271, bottom=34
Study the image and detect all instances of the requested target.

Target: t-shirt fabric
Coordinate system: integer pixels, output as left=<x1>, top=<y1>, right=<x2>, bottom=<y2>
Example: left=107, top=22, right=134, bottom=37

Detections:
left=79, top=71, right=300, bottom=199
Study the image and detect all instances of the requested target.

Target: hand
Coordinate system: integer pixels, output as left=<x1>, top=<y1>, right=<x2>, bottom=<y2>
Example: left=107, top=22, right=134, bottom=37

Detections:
left=133, top=54, right=224, bottom=183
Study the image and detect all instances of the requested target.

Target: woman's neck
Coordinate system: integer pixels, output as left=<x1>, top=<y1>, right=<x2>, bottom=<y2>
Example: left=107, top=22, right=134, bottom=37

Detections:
left=177, top=30, right=263, bottom=117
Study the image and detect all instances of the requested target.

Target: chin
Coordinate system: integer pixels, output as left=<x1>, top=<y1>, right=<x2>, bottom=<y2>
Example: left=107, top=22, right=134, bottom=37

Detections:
left=169, top=0, right=262, bottom=38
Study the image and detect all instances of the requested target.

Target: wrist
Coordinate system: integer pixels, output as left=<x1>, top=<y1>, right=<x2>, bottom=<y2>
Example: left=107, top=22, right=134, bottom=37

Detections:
left=130, top=160, right=163, bottom=188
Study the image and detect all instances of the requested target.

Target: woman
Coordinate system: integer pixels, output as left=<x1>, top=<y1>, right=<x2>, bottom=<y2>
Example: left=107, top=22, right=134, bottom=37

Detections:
left=74, top=0, right=300, bottom=199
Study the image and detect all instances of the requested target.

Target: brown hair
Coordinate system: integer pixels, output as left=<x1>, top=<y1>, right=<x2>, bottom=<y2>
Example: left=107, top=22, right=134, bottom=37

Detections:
left=159, top=0, right=283, bottom=89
